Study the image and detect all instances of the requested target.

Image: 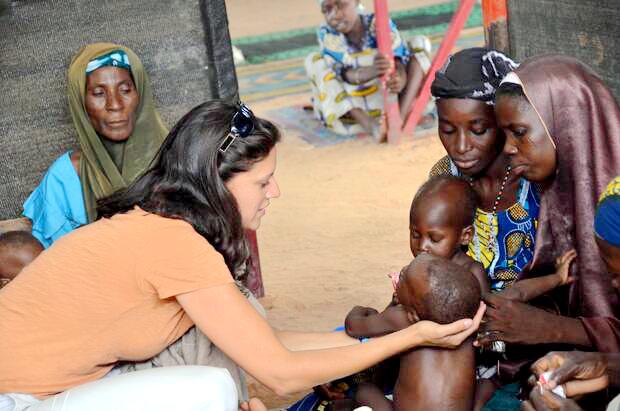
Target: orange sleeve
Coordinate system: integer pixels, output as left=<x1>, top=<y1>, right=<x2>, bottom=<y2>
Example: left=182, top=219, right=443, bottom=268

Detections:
left=141, top=224, right=234, bottom=299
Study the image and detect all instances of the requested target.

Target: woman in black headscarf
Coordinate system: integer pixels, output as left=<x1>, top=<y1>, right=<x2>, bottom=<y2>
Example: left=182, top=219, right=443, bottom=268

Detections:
left=430, top=47, right=530, bottom=295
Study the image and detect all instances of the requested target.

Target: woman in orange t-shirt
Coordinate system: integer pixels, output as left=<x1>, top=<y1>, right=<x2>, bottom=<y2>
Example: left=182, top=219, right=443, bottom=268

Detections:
left=0, top=100, right=484, bottom=411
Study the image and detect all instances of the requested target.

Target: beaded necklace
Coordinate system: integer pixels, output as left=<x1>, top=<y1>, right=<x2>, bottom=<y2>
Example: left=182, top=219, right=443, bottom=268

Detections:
left=488, top=165, right=512, bottom=250
left=491, top=165, right=512, bottom=213
left=468, top=164, right=512, bottom=252
left=485, top=165, right=512, bottom=251
left=473, top=164, right=512, bottom=354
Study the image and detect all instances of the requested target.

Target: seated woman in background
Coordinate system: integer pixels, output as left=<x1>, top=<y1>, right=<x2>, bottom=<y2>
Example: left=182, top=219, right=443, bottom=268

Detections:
left=305, top=0, right=430, bottom=140
left=22, top=42, right=168, bottom=248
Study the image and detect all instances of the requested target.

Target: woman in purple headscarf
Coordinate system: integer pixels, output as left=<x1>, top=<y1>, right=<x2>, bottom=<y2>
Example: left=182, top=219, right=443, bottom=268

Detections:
left=480, top=55, right=620, bottom=355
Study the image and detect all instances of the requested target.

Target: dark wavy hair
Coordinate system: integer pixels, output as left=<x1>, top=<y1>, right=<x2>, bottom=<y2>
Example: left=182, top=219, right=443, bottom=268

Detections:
left=97, top=100, right=281, bottom=278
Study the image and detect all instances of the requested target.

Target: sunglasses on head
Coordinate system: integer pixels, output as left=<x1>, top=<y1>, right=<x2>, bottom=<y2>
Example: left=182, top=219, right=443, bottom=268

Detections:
left=218, top=102, right=255, bottom=153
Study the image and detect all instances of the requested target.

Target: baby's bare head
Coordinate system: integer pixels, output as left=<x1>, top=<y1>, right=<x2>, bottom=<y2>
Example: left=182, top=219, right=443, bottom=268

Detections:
left=397, top=254, right=481, bottom=324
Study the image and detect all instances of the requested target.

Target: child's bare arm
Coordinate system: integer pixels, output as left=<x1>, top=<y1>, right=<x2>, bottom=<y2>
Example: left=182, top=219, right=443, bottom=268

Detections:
left=498, top=275, right=561, bottom=302
left=345, top=305, right=410, bottom=338
left=498, top=250, right=576, bottom=302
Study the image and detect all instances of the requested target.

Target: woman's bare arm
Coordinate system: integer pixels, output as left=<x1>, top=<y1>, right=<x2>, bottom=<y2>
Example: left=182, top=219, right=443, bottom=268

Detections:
left=177, top=283, right=484, bottom=396
left=274, top=330, right=358, bottom=351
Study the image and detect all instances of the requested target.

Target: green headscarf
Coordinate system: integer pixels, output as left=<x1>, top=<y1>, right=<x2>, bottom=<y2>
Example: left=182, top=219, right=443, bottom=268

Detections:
left=67, top=42, right=168, bottom=222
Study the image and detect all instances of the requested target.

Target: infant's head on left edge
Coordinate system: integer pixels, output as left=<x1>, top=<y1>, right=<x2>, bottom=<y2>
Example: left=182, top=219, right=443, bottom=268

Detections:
left=0, top=230, right=43, bottom=287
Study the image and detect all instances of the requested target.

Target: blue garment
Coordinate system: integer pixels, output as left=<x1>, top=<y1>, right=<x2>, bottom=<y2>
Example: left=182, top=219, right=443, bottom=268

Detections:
left=595, top=175, right=620, bottom=247
left=286, top=393, right=323, bottom=411
left=433, top=156, right=540, bottom=291
left=468, top=178, right=540, bottom=291
left=85, top=49, right=131, bottom=74
left=22, top=152, right=87, bottom=248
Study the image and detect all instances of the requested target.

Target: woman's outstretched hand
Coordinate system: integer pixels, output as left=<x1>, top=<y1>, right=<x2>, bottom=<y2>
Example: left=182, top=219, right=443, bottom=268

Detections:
left=412, top=301, right=486, bottom=348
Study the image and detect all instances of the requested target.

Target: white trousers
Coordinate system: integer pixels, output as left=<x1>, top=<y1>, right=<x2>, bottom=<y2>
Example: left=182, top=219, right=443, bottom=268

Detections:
left=1, top=366, right=238, bottom=411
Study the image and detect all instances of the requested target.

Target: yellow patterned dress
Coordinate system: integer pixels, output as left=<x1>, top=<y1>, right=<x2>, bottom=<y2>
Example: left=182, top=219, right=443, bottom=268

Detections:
left=431, top=156, right=540, bottom=291
left=598, top=175, right=620, bottom=204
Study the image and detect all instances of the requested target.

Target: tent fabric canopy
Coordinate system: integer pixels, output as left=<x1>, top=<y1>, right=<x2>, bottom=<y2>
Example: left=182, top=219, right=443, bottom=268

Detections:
left=507, top=0, right=619, bottom=100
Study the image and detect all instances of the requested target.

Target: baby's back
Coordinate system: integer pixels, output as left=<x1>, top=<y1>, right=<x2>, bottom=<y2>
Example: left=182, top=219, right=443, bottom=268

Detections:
left=393, top=341, right=475, bottom=411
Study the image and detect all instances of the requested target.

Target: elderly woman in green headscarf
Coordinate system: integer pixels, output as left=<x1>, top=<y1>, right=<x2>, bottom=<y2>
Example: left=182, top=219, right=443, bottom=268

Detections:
left=23, top=43, right=168, bottom=248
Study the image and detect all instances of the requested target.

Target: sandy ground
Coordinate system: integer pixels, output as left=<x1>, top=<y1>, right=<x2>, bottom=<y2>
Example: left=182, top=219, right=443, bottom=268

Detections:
left=224, top=1, right=452, bottom=408
left=256, top=95, right=445, bottom=332
left=244, top=93, right=447, bottom=408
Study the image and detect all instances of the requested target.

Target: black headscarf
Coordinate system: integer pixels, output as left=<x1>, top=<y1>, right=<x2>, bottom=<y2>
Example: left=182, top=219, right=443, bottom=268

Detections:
left=431, top=47, right=518, bottom=104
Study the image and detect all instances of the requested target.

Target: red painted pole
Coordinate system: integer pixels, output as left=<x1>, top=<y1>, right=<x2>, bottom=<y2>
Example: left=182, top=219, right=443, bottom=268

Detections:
left=482, top=0, right=507, bottom=28
left=374, top=0, right=402, bottom=144
left=402, top=0, right=476, bottom=135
